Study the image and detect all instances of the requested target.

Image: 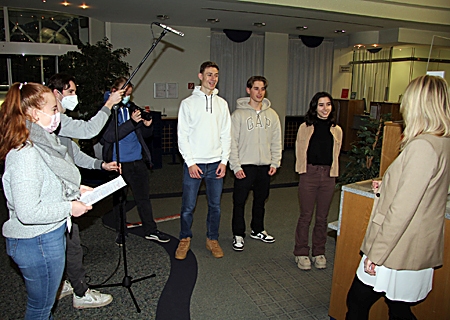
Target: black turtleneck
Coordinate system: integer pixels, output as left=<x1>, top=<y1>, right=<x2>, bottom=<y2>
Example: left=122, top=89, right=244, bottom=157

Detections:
left=307, top=119, right=333, bottom=166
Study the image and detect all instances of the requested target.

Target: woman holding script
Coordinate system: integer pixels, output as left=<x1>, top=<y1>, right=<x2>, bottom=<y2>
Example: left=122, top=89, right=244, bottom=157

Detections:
left=0, top=83, right=91, bottom=319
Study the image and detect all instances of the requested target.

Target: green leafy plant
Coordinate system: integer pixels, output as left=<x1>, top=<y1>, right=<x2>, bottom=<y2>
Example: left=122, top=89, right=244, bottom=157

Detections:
left=58, top=38, right=131, bottom=120
left=339, top=114, right=391, bottom=185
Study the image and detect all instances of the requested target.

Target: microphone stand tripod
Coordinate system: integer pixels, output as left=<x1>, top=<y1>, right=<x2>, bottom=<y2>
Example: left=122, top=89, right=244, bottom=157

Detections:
left=91, top=29, right=169, bottom=313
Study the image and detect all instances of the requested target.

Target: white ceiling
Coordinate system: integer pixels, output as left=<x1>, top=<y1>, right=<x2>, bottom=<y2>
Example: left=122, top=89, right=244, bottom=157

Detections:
left=2, top=0, right=450, bottom=45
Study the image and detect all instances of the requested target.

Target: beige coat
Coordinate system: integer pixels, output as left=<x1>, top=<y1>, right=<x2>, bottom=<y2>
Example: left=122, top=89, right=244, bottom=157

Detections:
left=295, top=122, right=342, bottom=177
left=361, top=134, right=450, bottom=270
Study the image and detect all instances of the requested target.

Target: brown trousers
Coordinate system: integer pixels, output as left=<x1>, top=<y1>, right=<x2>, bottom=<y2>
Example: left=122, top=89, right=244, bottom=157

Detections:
left=294, top=164, right=335, bottom=257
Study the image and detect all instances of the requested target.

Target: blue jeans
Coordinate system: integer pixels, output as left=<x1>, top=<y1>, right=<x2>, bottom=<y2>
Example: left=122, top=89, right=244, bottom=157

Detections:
left=6, top=224, right=66, bottom=320
left=180, top=161, right=223, bottom=240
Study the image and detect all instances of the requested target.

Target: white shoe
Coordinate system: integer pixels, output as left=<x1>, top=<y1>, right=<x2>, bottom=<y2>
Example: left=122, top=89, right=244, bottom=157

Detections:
left=232, top=235, right=244, bottom=251
left=312, top=255, right=327, bottom=269
left=295, top=256, right=311, bottom=270
left=73, top=289, right=113, bottom=309
left=250, top=230, right=275, bottom=243
left=57, top=280, right=73, bottom=300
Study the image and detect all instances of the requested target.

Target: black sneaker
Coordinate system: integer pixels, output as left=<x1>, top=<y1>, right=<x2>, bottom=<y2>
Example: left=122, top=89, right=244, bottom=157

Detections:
left=145, top=230, right=170, bottom=243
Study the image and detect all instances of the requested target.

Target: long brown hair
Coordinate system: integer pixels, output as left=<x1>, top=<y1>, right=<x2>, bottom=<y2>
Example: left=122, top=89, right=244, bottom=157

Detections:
left=0, top=82, right=51, bottom=160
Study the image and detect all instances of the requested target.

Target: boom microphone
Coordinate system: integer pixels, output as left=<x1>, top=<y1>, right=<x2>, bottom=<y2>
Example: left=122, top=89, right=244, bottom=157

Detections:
left=153, top=22, right=184, bottom=37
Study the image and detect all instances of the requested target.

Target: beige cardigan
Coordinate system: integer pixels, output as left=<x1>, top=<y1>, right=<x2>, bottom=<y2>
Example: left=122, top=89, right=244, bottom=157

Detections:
left=295, top=122, right=343, bottom=177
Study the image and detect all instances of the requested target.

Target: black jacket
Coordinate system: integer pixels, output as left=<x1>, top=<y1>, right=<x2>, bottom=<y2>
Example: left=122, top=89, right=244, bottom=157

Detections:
left=100, top=102, right=153, bottom=166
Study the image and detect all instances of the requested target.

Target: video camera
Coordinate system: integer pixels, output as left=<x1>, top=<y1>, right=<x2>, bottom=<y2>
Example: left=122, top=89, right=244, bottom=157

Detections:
left=128, top=103, right=152, bottom=121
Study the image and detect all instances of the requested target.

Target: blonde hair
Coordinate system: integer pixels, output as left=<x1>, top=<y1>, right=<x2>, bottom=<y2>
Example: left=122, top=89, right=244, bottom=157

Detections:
left=400, top=75, right=450, bottom=148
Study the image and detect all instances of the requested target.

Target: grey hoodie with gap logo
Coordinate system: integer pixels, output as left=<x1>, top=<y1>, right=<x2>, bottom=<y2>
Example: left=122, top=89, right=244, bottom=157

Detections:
left=229, top=97, right=282, bottom=174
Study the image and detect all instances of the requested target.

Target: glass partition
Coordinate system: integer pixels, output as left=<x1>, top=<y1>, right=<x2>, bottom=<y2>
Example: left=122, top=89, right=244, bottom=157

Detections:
left=10, top=55, right=57, bottom=84
left=351, top=47, right=391, bottom=104
left=7, top=8, right=83, bottom=45
left=351, top=45, right=450, bottom=105
left=0, top=7, right=86, bottom=90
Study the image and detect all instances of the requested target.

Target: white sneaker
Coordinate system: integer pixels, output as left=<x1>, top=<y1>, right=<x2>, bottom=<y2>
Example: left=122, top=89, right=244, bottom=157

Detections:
left=295, top=256, right=311, bottom=270
left=312, top=255, right=327, bottom=269
left=250, top=230, right=275, bottom=243
left=73, top=289, right=113, bottom=309
left=57, top=280, right=73, bottom=300
left=232, top=236, right=244, bottom=251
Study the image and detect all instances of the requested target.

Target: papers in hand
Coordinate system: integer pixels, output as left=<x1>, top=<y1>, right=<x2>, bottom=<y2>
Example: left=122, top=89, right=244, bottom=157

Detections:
left=79, top=176, right=127, bottom=206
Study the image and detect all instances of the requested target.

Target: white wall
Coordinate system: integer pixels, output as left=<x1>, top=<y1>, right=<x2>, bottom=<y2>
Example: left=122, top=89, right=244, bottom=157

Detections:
left=89, top=18, right=106, bottom=44
left=89, top=22, right=450, bottom=123
left=106, top=24, right=210, bottom=117
left=94, top=23, right=294, bottom=125
left=332, top=48, right=353, bottom=99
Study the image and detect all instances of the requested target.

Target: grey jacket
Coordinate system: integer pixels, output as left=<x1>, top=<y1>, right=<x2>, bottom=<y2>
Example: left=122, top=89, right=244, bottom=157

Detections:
left=2, top=126, right=79, bottom=239
left=57, top=106, right=111, bottom=169
left=59, top=106, right=111, bottom=139
left=59, top=137, right=102, bottom=170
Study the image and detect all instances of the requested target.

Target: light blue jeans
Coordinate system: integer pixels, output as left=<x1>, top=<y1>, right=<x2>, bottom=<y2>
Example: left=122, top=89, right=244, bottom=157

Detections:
left=180, top=161, right=223, bottom=240
left=6, top=223, right=66, bottom=320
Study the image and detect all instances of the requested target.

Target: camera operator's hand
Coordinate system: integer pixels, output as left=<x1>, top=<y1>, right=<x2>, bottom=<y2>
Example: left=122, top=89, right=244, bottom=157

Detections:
left=143, top=119, right=153, bottom=126
left=131, top=109, right=142, bottom=123
left=104, top=89, right=125, bottom=109
left=102, top=161, right=120, bottom=172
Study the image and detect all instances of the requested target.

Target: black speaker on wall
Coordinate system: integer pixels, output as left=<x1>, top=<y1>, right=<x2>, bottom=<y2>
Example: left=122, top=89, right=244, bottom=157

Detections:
left=299, top=35, right=324, bottom=48
left=223, top=29, right=252, bottom=43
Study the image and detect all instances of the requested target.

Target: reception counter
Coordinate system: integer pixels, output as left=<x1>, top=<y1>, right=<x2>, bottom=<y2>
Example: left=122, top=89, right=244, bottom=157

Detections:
left=328, top=180, right=450, bottom=319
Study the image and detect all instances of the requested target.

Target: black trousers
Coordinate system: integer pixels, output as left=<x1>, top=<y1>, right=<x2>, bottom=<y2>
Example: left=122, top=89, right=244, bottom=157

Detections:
left=232, top=165, right=271, bottom=237
left=113, top=160, right=157, bottom=236
left=346, top=276, right=417, bottom=320
left=66, top=223, right=89, bottom=297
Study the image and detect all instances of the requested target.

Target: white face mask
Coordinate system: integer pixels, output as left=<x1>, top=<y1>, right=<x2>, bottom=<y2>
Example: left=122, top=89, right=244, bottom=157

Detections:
left=58, top=92, right=78, bottom=111
left=37, top=110, right=61, bottom=133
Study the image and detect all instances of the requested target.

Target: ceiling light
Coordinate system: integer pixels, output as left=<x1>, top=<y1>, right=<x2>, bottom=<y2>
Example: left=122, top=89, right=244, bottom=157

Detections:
left=206, top=18, right=220, bottom=23
left=62, top=1, right=70, bottom=6
left=253, top=22, right=266, bottom=27
left=334, top=29, right=346, bottom=33
left=296, top=26, right=308, bottom=31
left=157, top=14, right=169, bottom=20
left=80, top=3, right=88, bottom=9
left=371, top=44, right=379, bottom=47
left=354, top=44, right=365, bottom=49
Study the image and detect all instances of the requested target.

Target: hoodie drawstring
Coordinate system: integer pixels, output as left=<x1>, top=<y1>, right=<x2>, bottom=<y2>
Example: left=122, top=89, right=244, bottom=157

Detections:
left=205, top=95, right=213, bottom=113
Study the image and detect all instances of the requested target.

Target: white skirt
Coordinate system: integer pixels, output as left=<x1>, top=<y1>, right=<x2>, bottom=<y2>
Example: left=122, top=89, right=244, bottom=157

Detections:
left=356, top=255, right=433, bottom=302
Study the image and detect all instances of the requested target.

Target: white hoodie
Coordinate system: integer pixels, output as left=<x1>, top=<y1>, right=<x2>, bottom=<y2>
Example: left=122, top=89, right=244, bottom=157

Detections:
left=177, top=86, right=231, bottom=167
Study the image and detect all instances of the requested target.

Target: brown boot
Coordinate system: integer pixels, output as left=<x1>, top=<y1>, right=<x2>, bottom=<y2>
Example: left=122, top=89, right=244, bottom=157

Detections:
left=206, top=239, right=224, bottom=258
left=175, top=237, right=191, bottom=260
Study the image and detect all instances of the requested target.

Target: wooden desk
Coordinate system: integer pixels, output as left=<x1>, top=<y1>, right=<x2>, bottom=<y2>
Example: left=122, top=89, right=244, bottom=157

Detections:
left=379, top=121, right=402, bottom=177
left=329, top=181, right=450, bottom=319
left=335, top=99, right=365, bottom=152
